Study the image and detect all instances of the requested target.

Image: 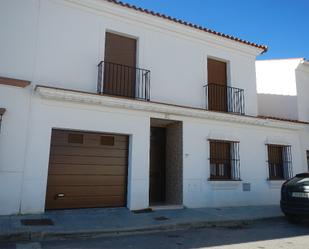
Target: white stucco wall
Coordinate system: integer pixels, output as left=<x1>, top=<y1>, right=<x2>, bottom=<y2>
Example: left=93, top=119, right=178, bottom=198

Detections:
left=182, top=118, right=306, bottom=208
left=0, top=0, right=261, bottom=116
left=256, top=59, right=309, bottom=122
left=0, top=85, right=32, bottom=214
left=19, top=94, right=151, bottom=214
left=295, top=63, right=309, bottom=122
left=256, top=59, right=300, bottom=120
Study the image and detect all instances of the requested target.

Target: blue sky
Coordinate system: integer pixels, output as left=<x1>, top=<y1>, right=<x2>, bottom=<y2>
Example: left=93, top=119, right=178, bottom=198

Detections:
left=121, top=0, right=309, bottom=60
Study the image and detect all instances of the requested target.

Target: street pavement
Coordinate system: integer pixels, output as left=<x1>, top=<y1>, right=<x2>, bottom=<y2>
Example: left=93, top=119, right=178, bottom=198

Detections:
left=1, top=217, right=309, bottom=249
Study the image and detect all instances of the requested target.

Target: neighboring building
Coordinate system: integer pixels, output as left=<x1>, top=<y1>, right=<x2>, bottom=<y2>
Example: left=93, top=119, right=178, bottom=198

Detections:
left=256, top=58, right=309, bottom=122
left=256, top=58, right=309, bottom=182
left=0, top=0, right=308, bottom=215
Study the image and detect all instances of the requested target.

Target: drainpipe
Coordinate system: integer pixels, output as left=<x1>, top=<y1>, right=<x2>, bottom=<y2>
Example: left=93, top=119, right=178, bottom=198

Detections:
left=0, top=108, right=6, bottom=132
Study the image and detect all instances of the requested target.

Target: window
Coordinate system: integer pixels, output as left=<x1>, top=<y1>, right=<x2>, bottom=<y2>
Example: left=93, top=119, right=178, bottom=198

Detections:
left=209, top=140, right=240, bottom=180
left=267, top=144, right=292, bottom=180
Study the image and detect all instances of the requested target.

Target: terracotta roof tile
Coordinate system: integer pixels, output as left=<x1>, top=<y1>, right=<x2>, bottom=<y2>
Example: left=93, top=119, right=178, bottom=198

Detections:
left=105, top=0, right=268, bottom=53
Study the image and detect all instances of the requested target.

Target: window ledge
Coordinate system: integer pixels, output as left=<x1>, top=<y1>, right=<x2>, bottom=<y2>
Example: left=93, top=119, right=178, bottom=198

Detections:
left=208, top=179, right=242, bottom=190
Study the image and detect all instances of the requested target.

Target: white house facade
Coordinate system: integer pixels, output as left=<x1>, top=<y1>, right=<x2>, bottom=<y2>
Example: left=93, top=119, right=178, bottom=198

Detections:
left=0, top=0, right=308, bottom=215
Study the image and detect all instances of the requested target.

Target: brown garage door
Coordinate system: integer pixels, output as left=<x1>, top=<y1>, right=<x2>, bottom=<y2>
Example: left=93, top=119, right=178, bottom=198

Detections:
left=45, top=129, right=128, bottom=210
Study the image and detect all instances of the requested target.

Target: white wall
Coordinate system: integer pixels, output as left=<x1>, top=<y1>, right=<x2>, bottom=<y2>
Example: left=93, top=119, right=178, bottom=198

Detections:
left=19, top=95, right=151, bottom=214
left=256, top=59, right=300, bottom=120
left=295, top=63, right=309, bottom=122
left=0, top=0, right=39, bottom=81
left=0, top=0, right=260, bottom=116
left=256, top=59, right=299, bottom=95
left=0, top=85, right=32, bottom=214
left=256, top=59, right=309, bottom=122
left=183, top=118, right=306, bottom=208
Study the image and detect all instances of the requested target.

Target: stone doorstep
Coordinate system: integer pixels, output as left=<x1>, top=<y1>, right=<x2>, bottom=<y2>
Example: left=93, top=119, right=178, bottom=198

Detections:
left=0, top=216, right=283, bottom=243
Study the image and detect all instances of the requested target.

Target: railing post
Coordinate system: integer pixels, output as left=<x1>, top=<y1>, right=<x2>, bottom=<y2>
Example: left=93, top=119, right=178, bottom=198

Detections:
left=97, top=61, right=105, bottom=94
left=97, top=61, right=150, bottom=101
left=204, top=84, right=245, bottom=115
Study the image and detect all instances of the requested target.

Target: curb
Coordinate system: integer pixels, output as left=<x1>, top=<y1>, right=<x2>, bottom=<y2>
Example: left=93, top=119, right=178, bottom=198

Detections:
left=0, top=216, right=283, bottom=243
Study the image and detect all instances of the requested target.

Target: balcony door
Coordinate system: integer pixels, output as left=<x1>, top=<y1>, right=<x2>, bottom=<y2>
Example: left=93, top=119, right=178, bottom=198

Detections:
left=207, top=58, right=228, bottom=112
left=104, top=32, right=137, bottom=98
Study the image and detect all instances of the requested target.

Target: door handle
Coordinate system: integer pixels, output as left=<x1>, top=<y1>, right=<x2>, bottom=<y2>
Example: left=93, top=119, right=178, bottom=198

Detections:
left=55, top=193, right=65, bottom=199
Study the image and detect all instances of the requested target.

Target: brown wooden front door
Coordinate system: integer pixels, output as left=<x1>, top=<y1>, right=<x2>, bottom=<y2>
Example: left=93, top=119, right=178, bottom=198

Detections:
left=45, top=129, right=128, bottom=210
left=149, top=127, right=166, bottom=204
left=104, top=32, right=137, bottom=98
left=207, top=58, right=228, bottom=112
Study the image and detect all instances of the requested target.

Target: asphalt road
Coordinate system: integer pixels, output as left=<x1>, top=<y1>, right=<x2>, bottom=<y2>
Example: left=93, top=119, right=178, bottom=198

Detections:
left=1, top=217, right=309, bottom=249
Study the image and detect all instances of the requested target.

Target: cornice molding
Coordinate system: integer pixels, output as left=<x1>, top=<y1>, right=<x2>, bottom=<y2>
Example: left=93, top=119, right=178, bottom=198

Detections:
left=0, top=76, right=31, bottom=88
left=35, top=86, right=306, bottom=131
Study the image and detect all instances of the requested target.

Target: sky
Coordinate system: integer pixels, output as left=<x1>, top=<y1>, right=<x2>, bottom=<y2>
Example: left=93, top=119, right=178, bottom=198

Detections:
left=121, top=0, right=309, bottom=60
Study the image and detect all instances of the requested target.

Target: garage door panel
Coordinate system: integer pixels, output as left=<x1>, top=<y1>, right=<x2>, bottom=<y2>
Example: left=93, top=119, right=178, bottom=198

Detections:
left=49, top=164, right=127, bottom=175
left=49, top=155, right=127, bottom=165
left=46, top=186, right=125, bottom=198
left=51, top=131, right=128, bottom=146
left=47, top=175, right=126, bottom=186
left=45, top=129, right=128, bottom=210
left=51, top=141, right=128, bottom=150
left=45, top=196, right=125, bottom=209
left=49, top=146, right=127, bottom=157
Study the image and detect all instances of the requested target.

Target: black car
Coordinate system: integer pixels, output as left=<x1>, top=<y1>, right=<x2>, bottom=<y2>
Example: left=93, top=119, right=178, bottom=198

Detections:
left=281, top=173, right=309, bottom=221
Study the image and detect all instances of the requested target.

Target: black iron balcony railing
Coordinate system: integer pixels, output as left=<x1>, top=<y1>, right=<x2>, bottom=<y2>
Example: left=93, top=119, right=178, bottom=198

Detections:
left=204, top=83, right=245, bottom=115
left=0, top=108, right=5, bottom=132
left=97, top=61, right=150, bottom=101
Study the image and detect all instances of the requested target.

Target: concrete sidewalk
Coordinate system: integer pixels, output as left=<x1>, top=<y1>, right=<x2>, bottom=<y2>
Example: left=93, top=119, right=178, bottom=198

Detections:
left=0, top=205, right=283, bottom=242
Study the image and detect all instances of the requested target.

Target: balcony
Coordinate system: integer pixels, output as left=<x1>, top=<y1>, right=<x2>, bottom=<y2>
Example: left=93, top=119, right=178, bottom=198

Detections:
left=204, top=84, right=245, bottom=115
left=97, top=62, right=245, bottom=115
left=97, top=61, right=151, bottom=101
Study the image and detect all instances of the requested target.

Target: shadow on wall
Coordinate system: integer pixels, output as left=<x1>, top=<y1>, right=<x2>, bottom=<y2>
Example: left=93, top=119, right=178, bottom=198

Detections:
left=257, top=94, right=298, bottom=120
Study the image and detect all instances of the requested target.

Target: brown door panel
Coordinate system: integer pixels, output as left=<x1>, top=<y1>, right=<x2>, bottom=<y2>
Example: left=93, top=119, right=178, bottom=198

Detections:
left=149, top=127, right=166, bottom=204
left=104, top=32, right=137, bottom=98
left=207, top=58, right=228, bottom=112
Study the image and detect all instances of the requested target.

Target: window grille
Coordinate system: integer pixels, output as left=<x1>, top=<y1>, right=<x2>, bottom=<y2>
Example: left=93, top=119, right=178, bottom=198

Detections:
left=267, top=144, right=293, bottom=180
left=209, top=140, right=240, bottom=180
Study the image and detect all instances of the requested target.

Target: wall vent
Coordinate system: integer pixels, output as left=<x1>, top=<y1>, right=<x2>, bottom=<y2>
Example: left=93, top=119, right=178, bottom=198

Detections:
left=242, top=183, right=251, bottom=192
left=68, top=133, right=84, bottom=144
left=101, top=136, right=115, bottom=146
